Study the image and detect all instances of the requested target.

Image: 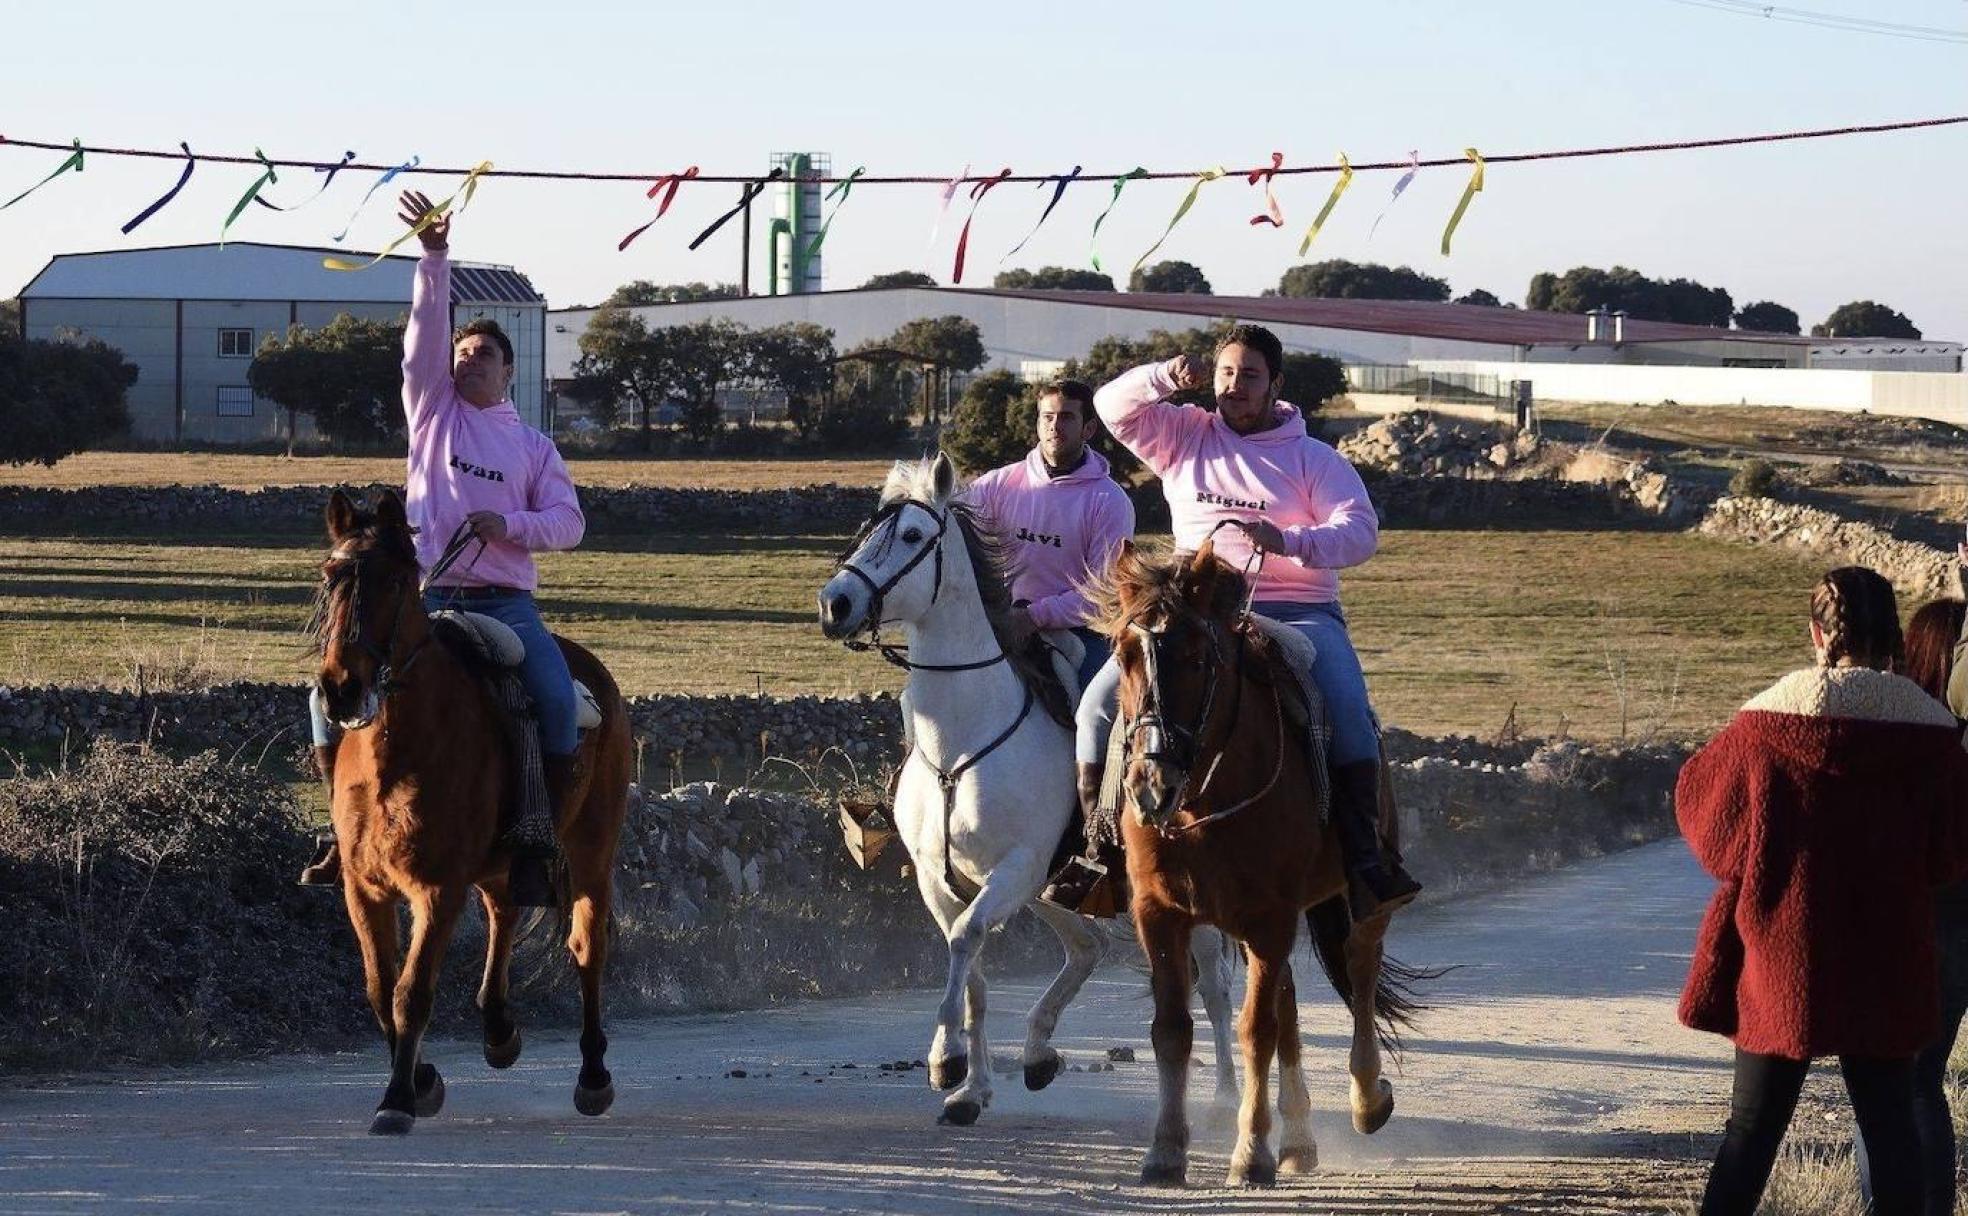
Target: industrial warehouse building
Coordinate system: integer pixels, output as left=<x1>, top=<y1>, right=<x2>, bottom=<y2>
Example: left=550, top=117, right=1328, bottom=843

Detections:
left=19, top=242, right=547, bottom=443
left=547, top=287, right=1966, bottom=424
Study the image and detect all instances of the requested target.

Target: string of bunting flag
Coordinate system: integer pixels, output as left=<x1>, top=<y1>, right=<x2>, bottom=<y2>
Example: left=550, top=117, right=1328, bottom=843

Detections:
left=1, top=115, right=1962, bottom=281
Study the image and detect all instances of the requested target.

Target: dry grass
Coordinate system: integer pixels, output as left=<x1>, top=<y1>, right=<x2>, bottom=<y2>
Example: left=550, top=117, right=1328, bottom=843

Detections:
left=0, top=527, right=1828, bottom=740
left=0, top=451, right=898, bottom=491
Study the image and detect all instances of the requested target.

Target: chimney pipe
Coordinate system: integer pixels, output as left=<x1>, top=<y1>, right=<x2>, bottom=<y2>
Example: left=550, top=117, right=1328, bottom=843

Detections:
left=1613, top=310, right=1626, bottom=343
left=1586, top=309, right=1601, bottom=342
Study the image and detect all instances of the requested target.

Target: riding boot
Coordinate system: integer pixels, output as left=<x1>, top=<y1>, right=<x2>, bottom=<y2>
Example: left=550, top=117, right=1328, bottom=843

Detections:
left=1039, top=762, right=1125, bottom=917
left=297, top=741, right=343, bottom=887
left=1331, top=759, right=1421, bottom=921
left=510, top=753, right=575, bottom=908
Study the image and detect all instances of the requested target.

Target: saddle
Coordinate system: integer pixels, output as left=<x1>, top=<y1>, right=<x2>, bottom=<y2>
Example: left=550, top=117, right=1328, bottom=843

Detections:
left=1094, top=616, right=1336, bottom=842
left=429, top=610, right=603, bottom=730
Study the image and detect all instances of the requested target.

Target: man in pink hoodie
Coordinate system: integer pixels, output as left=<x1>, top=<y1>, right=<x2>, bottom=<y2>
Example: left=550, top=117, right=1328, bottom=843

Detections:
left=300, top=189, right=586, bottom=906
left=1043, top=324, right=1419, bottom=920
left=962, top=378, right=1135, bottom=691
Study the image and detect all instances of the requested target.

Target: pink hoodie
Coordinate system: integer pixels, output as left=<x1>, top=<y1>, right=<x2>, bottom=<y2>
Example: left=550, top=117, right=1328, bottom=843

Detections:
left=963, top=446, right=1135, bottom=630
left=404, top=249, right=584, bottom=591
left=1095, top=361, right=1377, bottom=605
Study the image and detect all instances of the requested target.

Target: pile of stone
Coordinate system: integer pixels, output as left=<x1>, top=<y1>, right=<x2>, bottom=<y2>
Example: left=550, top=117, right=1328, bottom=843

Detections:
left=1338, top=413, right=1541, bottom=480
left=618, top=781, right=848, bottom=929
left=1697, top=495, right=1955, bottom=602
left=1781, top=458, right=1908, bottom=489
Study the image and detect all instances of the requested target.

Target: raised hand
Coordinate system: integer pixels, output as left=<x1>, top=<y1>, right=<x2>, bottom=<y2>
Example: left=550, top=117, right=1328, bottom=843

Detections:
left=1166, top=355, right=1210, bottom=393
left=396, top=189, right=450, bottom=251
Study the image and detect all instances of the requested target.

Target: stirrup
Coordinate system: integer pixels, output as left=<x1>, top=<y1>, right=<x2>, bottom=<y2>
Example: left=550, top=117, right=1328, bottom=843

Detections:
left=1040, top=856, right=1121, bottom=918
left=296, top=835, right=341, bottom=888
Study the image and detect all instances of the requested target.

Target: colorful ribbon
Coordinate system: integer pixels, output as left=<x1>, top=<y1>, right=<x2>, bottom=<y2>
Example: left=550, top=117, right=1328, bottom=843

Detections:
left=1440, top=148, right=1485, bottom=255
left=1, top=137, right=83, bottom=210
left=618, top=165, right=701, bottom=251
left=800, top=165, right=863, bottom=261
left=332, top=155, right=420, bottom=242
left=219, top=149, right=278, bottom=246
left=1002, top=165, right=1081, bottom=262
left=1368, top=149, right=1420, bottom=240
left=951, top=168, right=1012, bottom=284
left=324, top=160, right=491, bottom=270
left=1133, top=166, right=1226, bottom=272
left=254, top=150, right=356, bottom=212
left=1247, top=152, right=1284, bottom=227
left=1089, top=167, right=1147, bottom=273
left=120, top=141, right=195, bottom=234
left=687, top=168, right=783, bottom=252
left=1297, top=153, right=1353, bottom=256
left=926, top=162, right=971, bottom=255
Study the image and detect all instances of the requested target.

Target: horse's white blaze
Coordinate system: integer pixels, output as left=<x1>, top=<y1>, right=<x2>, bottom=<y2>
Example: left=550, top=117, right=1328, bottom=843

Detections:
left=337, top=689, right=381, bottom=731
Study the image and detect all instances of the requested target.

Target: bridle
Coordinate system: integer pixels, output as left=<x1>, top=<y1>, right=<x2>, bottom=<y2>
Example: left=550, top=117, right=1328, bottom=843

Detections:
left=315, top=523, right=483, bottom=710
left=831, top=497, right=1007, bottom=674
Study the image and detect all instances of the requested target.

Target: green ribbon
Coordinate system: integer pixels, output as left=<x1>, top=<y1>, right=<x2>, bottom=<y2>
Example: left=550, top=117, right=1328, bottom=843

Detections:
left=1440, top=148, right=1485, bottom=256
left=325, top=160, right=492, bottom=270
left=1089, top=167, right=1147, bottom=274
left=1133, top=165, right=1226, bottom=273
left=802, top=165, right=864, bottom=261
left=219, top=149, right=278, bottom=246
left=2, top=137, right=84, bottom=210
left=1297, top=153, right=1353, bottom=257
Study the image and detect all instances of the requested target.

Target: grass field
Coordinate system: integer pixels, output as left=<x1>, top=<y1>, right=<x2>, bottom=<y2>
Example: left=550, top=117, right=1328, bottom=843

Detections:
left=0, top=526, right=1830, bottom=741
left=0, top=451, right=899, bottom=491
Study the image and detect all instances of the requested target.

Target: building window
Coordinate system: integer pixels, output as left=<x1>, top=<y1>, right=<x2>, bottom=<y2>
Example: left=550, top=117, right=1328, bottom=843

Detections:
left=218, top=328, right=254, bottom=357
left=216, top=386, right=255, bottom=417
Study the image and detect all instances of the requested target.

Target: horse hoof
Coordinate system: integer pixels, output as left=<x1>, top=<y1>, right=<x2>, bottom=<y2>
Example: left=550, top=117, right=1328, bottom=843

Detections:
left=369, top=1109, right=415, bottom=1136
left=929, top=1054, right=967, bottom=1091
left=1139, top=1160, right=1186, bottom=1188
left=574, top=1080, right=615, bottom=1117
left=412, top=1066, right=446, bottom=1118
left=1023, top=1050, right=1062, bottom=1091
left=937, top=1098, right=982, bottom=1127
left=1278, top=1144, right=1319, bottom=1176
left=1353, top=1079, right=1395, bottom=1135
left=484, top=1027, right=522, bottom=1070
left=1228, top=1161, right=1277, bottom=1189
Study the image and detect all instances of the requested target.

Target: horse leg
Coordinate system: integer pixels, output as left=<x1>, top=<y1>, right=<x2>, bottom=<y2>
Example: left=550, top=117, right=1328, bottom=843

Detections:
left=925, top=850, right=1041, bottom=1101
left=370, top=884, right=465, bottom=1136
left=1019, top=899, right=1106, bottom=1092
left=476, top=884, right=522, bottom=1069
left=1345, top=912, right=1395, bottom=1135
left=567, top=862, right=616, bottom=1117
left=1228, top=920, right=1292, bottom=1188
left=938, top=953, right=994, bottom=1126
left=345, top=887, right=400, bottom=1059
left=1192, top=927, right=1242, bottom=1130
left=1138, top=905, right=1194, bottom=1187
left=1273, top=962, right=1318, bottom=1176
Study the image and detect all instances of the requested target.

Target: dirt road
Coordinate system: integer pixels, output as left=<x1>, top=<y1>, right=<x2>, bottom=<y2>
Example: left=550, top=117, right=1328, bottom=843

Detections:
left=0, top=841, right=1733, bottom=1214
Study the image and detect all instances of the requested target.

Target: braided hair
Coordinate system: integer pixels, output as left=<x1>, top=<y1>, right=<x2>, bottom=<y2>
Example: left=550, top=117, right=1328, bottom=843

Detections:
left=1810, top=566, right=1903, bottom=672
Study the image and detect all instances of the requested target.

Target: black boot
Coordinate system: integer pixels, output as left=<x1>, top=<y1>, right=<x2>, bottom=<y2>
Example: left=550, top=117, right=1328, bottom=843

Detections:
left=1040, top=762, right=1124, bottom=917
left=297, top=741, right=342, bottom=887
left=510, top=753, right=575, bottom=908
left=1331, top=759, right=1421, bottom=921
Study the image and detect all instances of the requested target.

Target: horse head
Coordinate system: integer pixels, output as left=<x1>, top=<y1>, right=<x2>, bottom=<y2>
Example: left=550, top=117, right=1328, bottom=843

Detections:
left=819, top=452, right=967, bottom=641
left=1109, top=538, right=1249, bottom=829
left=313, top=488, right=425, bottom=731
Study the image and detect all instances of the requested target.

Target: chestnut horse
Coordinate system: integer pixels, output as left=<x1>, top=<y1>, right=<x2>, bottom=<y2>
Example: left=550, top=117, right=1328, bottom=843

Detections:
left=312, top=489, right=632, bottom=1135
left=1105, top=539, right=1427, bottom=1188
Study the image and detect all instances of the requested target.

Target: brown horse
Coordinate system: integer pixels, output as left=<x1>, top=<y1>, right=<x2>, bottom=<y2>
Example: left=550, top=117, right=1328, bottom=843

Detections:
left=1103, top=539, right=1426, bottom=1188
left=312, top=489, right=632, bottom=1135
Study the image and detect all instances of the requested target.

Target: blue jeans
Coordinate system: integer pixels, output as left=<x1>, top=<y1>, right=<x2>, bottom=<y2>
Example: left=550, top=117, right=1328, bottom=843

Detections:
left=309, top=588, right=579, bottom=757
left=1070, top=626, right=1111, bottom=694
left=1074, top=600, right=1377, bottom=767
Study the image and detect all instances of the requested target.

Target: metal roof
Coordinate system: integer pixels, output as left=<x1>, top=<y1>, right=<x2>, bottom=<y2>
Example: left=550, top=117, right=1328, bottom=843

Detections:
left=19, top=242, right=542, bottom=307
left=955, top=288, right=1819, bottom=347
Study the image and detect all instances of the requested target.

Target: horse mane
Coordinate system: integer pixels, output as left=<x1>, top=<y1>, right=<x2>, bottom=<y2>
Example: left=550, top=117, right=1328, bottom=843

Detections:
left=1086, top=542, right=1277, bottom=670
left=881, top=456, right=1071, bottom=723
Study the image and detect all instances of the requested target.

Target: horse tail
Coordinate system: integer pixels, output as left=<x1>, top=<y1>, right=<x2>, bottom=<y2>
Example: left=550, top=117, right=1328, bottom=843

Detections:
left=1303, top=897, right=1447, bottom=1057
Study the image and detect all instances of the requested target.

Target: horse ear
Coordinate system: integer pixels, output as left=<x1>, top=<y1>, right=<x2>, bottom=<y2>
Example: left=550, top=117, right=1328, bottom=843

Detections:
left=374, top=490, right=408, bottom=534
left=326, top=489, right=359, bottom=541
left=1186, top=542, right=1221, bottom=609
left=931, top=451, right=956, bottom=503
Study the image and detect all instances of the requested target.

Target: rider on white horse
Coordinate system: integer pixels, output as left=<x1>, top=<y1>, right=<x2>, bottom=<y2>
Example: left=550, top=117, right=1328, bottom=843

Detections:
left=1041, top=324, right=1422, bottom=922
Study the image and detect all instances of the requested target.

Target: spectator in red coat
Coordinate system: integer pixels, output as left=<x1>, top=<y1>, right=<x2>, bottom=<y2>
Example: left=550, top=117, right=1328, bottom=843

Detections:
left=1677, top=565, right=1968, bottom=1216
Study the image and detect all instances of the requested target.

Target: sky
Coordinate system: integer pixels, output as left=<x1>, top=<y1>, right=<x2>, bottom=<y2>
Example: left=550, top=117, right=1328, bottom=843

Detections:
left=4, top=0, right=1965, bottom=339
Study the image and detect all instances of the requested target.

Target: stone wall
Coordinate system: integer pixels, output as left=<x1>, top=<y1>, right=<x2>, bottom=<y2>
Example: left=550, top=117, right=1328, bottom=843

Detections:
left=1696, top=495, right=1955, bottom=602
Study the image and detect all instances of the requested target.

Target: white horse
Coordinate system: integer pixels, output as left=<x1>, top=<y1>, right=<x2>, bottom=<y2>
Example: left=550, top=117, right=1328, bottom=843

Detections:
left=819, top=453, right=1238, bottom=1126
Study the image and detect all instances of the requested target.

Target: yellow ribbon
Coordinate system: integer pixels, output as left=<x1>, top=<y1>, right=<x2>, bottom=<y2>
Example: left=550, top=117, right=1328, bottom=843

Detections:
left=324, top=160, right=492, bottom=271
left=1132, top=166, right=1226, bottom=273
left=1440, top=148, right=1485, bottom=256
left=1297, top=153, right=1353, bottom=256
